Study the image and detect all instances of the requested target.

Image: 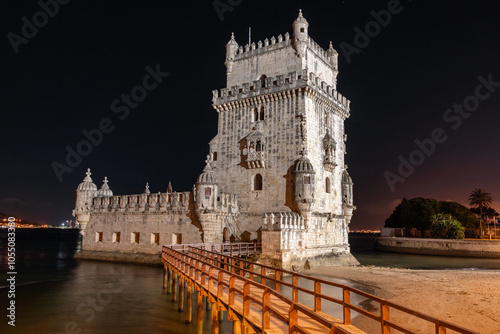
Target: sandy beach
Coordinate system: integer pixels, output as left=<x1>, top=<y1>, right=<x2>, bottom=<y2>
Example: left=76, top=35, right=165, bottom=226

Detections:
left=303, top=266, right=500, bottom=334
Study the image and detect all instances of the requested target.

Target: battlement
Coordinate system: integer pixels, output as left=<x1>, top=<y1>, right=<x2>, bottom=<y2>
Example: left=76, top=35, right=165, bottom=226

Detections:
left=212, top=71, right=350, bottom=111
left=262, top=212, right=306, bottom=231
left=232, top=34, right=332, bottom=68
left=91, top=191, right=192, bottom=214
left=217, top=192, right=239, bottom=213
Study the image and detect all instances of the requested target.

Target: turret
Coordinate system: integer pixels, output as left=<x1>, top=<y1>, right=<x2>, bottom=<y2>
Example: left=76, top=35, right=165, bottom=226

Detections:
left=96, top=177, right=113, bottom=197
left=292, top=10, right=309, bottom=57
left=73, top=168, right=97, bottom=232
left=292, top=154, right=315, bottom=214
left=225, top=32, right=238, bottom=74
left=195, top=155, right=218, bottom=210
left=342, top=165, right=356, bottom=228
left=327, top=41, right=338, bottom=70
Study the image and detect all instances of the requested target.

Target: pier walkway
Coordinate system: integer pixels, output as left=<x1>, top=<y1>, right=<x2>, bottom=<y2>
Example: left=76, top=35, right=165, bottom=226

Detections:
left=161, top=243, right=478, bottom=334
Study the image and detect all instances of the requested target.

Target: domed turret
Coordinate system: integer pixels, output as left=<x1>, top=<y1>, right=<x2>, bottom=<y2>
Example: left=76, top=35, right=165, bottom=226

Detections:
left=292, top=154, right=316, bottom=214
left=292, top=10, right=309, bottom=57
left=96, top=177, right=113, bottom=197
left=195, top=155, right=218, bottom=210
left=73, top=168, right=97, bottom=232
left=225, top=32, right=238, bottom=74
left=342, top=165, right=356, bottom=231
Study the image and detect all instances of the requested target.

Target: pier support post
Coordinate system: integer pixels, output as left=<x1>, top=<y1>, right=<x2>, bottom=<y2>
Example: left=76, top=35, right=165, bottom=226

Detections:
left=206, top=297, right=212, bottom=310
left=172, top=274, right=178, bottom=302
left=219, top=310, right=224, bottom=322
left=233, top=319, right=242, bottom=334
left=163, top=265, right=167, bottom=289
left=178, top=278, right=184, bottom=311
left=197, top=291, right=204, bottom=334
left=211, top=303, right=219, bottom=334
left=186, top=286, right=193, bottom=323
left=167, top=268, right=173, bottom=294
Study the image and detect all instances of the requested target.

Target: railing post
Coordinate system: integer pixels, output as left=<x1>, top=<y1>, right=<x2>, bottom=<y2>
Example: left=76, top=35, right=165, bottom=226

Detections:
left=292, top=274, right=298, bottom=302
left=242, top=281, right=251, bottom=332
left=314, top=280, right=321, bottom=312
left=380, top=301, right=390, bottom=334
left=343, top=287, right=351, bottom=325
left=289, top=303, right=298, bottom=334
left=239, top=261, right=244, bottom=276
left=275, top=270, right=281, bottom=293
left=249, top=264, right=254, bottom=280
left=262, top=288, right=271, bottom=330
left=435, top=321, right=447, bottom=334
left=261, top=266, right=266, bottom=285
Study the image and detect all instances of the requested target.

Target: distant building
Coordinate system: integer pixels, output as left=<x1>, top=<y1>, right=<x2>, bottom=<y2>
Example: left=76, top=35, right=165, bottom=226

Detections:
left=73, top=11, right=357, bottom=269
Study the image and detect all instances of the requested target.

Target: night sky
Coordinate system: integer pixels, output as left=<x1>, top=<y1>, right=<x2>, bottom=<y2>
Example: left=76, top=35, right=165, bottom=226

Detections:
left=1, top=0, right=499, bottom=229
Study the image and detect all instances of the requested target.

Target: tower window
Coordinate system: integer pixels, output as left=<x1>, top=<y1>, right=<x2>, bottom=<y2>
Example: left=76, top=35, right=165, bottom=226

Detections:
left=326, top=177, right=331, bottom=194
left=151, top=233, right=160, bottom=245
left=96, top=232, right=103, bottom=242
left=212, top=152, right=218, bottom=161
left=300, top=28, right=305, bottom=32
left=112, top=232, right=121, bottom=243
left=253, top=108, right=259, bottom=122
left=256, top=141, right=262, bottom=152
left=131, top=232, right=140, bottom=244
left=304, top=176, right=311, bottom=185
left=260, top=107, right=265, bottom=120
left=253, top=174, right=263, bottom=191
left=205, top=188, right=212, bottom=196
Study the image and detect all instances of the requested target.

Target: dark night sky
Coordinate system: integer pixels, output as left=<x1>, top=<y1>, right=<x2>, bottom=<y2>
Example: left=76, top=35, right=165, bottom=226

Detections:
left=1, top=0, right=499, bottom=229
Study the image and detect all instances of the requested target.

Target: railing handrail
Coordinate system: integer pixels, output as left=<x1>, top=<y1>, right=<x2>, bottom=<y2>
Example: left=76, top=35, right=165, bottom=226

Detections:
left=162, top=244, right=478, bottom=334
left=162, top=245, right=339, bottom=333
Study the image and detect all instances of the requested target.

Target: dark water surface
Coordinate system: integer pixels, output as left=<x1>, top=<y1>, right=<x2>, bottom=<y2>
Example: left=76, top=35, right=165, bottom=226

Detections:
left=2, top=230, right=500, bottom=334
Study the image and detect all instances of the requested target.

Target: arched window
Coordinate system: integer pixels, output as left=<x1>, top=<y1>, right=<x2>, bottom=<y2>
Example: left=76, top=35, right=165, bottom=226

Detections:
left=212, top=152, right=218, bottom=161
left=260, top=107, right=265, bottom=120
left=253, top=108, right=259, bottom=122
left=256, top=141, right=262, bottom=152
left=253, top=174, right=263, bottom=191
left=326, top=177, right=331, bottom=193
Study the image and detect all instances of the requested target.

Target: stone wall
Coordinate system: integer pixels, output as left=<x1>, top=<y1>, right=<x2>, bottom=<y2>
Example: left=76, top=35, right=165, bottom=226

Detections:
left=376, top=237, right=500, bottom=258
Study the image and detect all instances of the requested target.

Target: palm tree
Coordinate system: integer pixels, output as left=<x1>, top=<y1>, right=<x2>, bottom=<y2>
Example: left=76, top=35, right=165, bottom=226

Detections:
left=468, top=188, right=493, bottom=238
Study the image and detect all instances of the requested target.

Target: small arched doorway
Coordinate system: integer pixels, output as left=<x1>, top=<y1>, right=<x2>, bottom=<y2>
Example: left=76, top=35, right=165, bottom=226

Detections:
left=223, top=227, right=230, bottom=243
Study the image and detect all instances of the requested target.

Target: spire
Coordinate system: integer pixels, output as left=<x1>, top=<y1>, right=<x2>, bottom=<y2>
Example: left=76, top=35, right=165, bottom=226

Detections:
left=83, top=168, right=93, bottom=182
left=204, top=154, right=213, bottom=171
left=294, top=9, right=308, bottom=24
left=167, top=181, right=172, bottom=193
left=144, top=182, right=150, bottom=194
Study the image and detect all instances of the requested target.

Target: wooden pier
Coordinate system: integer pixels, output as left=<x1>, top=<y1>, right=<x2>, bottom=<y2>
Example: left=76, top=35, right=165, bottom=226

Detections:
left=161, top=243, right=478, bottom=334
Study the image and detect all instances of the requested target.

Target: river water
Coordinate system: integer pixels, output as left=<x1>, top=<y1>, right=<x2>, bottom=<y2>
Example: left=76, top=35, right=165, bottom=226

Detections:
left=1, top=230, right=499, bottom=334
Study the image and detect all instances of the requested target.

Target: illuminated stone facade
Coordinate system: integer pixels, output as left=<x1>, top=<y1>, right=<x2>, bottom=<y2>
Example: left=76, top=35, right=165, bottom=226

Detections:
left=73, top=11, right=357, bottom=269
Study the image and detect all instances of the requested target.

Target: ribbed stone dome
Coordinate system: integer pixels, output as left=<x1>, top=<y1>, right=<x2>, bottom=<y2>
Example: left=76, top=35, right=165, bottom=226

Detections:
left=77, top=169, right=97, bottom=192
left=197, top=170, right=215, bottom=184
left=96, top=177, right=113, bottom=197
left=294, top=156, right=315, bottom=174
left=342, top=167, right=353, bottom=184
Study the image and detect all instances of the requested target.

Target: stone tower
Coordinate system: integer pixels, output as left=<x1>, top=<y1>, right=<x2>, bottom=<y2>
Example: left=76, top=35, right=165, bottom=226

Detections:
left=73, top=168, right=97, bottom=232
left=211, top=11, right=357, bottom=268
